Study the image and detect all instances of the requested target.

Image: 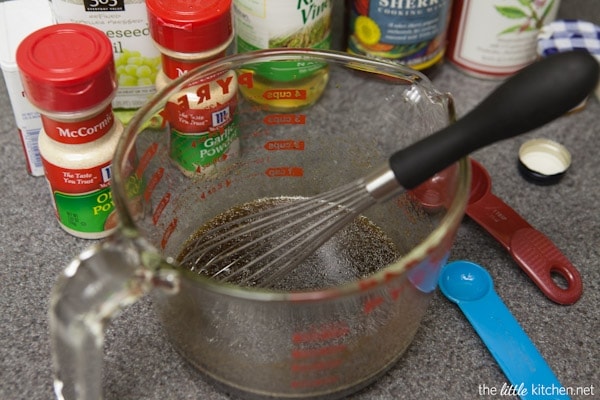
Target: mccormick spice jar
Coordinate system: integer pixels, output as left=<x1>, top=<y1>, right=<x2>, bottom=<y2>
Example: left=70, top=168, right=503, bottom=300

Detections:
left=346, top=0, right=452, bottom=74
left=233, top=0, right=332, bottom=110
left=446, top=0, right=561, bottom=79
left=147, top=0, right=239, bottom=177
left=17, top=24, right=123, bottom=239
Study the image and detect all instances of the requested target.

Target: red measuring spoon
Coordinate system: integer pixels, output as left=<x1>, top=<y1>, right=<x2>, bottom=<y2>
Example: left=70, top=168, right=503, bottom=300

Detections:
left=410, top=158, right=583, bottom=305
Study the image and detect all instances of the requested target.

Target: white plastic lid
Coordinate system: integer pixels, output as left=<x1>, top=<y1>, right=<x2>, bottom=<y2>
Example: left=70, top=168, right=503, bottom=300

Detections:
left=0, top=0, right=55, bottom=72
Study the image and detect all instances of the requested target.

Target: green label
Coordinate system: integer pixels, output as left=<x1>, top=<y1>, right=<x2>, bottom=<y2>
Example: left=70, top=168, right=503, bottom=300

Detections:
left=170, top=118, right=239, bottom=174
left=238, top=35, right=331, bottom=82
left=54, top=187, right=115, bottom=233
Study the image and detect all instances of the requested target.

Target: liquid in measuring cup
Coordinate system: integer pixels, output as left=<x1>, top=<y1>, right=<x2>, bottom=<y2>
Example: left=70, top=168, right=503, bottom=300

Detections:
left=177, top=196, right=400, bottom=290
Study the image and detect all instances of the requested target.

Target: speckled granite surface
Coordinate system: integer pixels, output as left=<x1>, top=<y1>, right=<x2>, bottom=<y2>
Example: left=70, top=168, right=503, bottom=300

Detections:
left=1, top=1, right=598, bottom=399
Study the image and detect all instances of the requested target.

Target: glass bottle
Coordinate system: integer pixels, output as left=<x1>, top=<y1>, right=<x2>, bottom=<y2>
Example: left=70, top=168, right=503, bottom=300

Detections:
left=233, top=0, right=333, bottom=110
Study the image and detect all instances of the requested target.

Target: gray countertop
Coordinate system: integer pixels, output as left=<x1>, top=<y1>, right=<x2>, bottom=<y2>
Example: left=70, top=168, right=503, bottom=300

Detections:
left=1, top=1, right=599, bottom=399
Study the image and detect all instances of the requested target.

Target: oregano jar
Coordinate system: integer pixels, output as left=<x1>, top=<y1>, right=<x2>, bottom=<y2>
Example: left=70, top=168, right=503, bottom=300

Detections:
left=17, top=23, right=123, bottom=239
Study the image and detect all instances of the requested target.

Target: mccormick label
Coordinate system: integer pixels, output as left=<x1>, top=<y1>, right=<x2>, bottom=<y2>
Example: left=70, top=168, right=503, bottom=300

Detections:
left=41, top=106, right=115, bottom=144
left=234, top=0, right=332, bottom=81
left=42, top=160, right=117, bottom=234
left=51, top=0, right=161, bottom=109
left=164, top=70, right=239, bottom=175
left=347, top=0, right=451, bottom=71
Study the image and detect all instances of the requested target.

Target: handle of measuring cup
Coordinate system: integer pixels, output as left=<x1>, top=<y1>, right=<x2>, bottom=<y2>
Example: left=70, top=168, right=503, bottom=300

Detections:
left=49, top=233, right=178, bottom=400
left=389, top=51, right=599, bottom=189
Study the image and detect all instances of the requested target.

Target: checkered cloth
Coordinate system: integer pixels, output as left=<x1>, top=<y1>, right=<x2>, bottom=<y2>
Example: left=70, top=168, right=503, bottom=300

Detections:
left=538, top=19, right=600, bottom=56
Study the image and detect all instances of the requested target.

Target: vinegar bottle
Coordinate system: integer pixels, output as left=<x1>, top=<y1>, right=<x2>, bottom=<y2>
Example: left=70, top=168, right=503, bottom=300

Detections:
left=233, top=0, right=333, bottom=110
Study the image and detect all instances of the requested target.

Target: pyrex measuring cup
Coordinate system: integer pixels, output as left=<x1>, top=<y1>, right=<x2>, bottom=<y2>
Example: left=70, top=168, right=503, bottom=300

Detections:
left=50, top=49, right=468, bottom=400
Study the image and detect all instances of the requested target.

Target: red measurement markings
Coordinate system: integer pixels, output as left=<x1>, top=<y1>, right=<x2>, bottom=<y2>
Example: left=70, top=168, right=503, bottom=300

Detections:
left=161, top=218, right=178, bottom=249
left=199, top=179, right=232, bottom=200
left=262, top=89, right=307, bottom=101
left=152, top=192, right=171, bottom=225
left=264, top=140, right=305, bottom=151
left=290, top=324, right=348, bottom=390
left=265, top=167, right=304, bottom=177
left=144, top=167, right=164, bottom=201
left=263, top=114, right=306, bottom=125
left=136, top=142, right=159, bottom=177
left=292, top=322, right=350, bottom=344
left=359, top=258, right=424, bottom=315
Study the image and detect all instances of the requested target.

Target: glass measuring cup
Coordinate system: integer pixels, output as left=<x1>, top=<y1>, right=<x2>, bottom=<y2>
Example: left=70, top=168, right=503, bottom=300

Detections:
left=49, top=49, right=469, bottom=400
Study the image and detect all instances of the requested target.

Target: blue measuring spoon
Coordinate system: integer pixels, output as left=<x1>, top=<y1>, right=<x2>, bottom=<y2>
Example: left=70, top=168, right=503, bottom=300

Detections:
left=439, top=260, right=569, bottom=400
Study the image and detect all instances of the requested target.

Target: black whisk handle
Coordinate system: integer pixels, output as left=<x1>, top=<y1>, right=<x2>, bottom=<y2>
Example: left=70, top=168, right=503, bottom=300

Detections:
left=389, top=50, right=599, bottom=189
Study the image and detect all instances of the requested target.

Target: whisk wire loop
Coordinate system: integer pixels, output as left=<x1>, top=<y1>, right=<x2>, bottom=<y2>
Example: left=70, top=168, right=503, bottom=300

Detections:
left=178, top=179, right=377, bottom=286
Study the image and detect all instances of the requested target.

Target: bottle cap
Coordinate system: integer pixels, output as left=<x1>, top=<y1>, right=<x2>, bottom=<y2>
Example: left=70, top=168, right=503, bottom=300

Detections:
left=518, top=139, right=571, bottom=185
left=16, top=24, right=116, bottom=113
left=146, top=0, right=233, bottom=54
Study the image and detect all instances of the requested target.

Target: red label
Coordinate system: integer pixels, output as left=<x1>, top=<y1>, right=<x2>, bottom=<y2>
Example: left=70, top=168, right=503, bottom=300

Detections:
left=161, top=53, right=225, bottom=80
left=41, top=105, right=115, bottom=144
left=42, top=158, right=112, bottom=194
left=164, top=92, right=237, bottom=133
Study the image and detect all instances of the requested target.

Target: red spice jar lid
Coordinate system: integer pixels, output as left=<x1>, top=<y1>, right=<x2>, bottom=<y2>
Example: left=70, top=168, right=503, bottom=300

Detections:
left=146, top=0, right=233, bottom=54
left=16, top=23, right=116, bottom=113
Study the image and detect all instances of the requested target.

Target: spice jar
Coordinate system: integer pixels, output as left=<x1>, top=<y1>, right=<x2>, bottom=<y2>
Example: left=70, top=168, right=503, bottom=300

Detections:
left=233, top=0, right=332, bottom=110
left=147, top=0, right=239, bottom=177
left=17, top=24, right=123, bottom=239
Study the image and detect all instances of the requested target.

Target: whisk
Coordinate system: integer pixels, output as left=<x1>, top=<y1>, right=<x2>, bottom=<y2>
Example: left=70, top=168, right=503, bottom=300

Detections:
left=179, top=51, right=599, bottom=288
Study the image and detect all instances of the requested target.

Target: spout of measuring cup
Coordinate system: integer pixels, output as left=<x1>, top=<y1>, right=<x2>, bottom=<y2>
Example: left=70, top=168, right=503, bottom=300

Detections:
left=49, top=232, right=179, bottom=400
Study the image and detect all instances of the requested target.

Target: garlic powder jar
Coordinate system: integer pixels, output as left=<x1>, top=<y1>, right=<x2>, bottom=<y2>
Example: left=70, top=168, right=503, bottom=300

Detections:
left=147, top=0, right=239, bottom=177
left=17, top=24, right=124, bottom=239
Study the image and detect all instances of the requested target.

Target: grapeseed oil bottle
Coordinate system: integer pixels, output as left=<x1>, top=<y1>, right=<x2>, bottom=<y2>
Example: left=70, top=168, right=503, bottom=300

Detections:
left=51, top=0, right=161, bottom=119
